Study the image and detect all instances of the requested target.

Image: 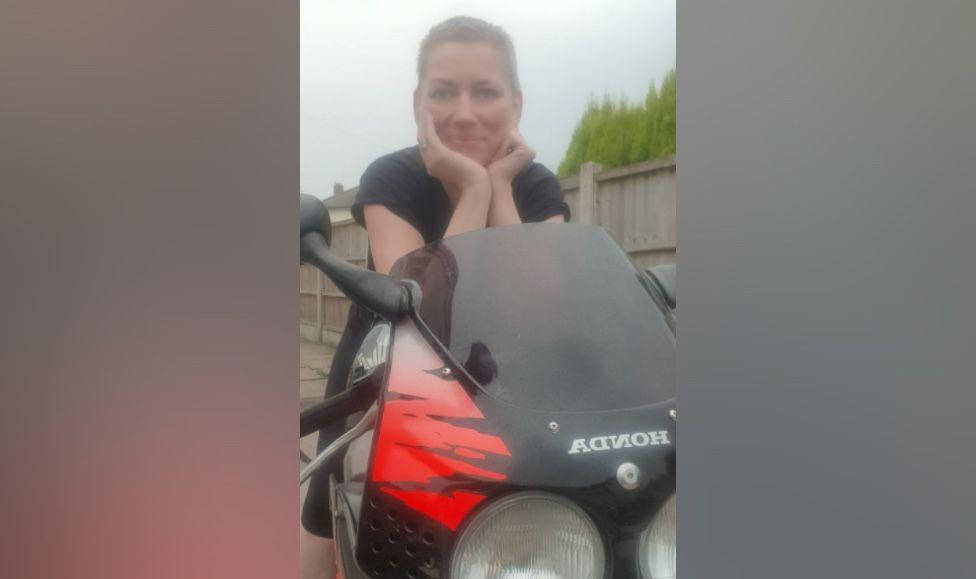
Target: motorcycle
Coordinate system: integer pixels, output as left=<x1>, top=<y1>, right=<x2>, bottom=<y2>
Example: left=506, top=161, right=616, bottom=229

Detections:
left=299, top=194, right=676, bottom=579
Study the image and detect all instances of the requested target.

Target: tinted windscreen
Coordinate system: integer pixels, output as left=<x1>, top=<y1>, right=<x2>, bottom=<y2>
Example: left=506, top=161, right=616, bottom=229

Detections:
left=391, top=224, right=675, bottom=412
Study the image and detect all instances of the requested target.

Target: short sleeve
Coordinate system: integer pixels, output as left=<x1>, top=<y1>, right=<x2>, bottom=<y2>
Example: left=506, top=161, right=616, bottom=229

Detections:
left=513, top=164, right=571, bottom=223
left=351, top=153, right=424, bottom=232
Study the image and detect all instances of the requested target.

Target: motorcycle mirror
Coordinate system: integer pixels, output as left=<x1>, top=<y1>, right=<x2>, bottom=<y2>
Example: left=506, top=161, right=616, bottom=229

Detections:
left=299, top=194, right=416, bottom=322
left=300, top=193, right=332, bottom=247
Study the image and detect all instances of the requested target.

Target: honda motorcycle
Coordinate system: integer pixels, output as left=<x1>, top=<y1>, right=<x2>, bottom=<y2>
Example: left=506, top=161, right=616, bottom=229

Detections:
left=299, top=194, right=676, bottom=579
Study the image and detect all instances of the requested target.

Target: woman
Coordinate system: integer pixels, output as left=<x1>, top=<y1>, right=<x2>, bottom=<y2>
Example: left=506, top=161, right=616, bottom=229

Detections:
left=300, top=16, right=569, bottom=578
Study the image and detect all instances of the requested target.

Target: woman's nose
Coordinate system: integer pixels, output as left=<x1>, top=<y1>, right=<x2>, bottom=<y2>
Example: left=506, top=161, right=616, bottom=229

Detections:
left=451, top=93, right=478, bottom=125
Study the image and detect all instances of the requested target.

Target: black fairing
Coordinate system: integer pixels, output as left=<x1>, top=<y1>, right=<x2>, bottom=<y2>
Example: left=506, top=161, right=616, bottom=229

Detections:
left=353, top=223, right=677, bottom=578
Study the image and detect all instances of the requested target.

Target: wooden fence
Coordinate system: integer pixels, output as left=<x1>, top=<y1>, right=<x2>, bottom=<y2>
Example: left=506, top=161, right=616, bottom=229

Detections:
left=300, top=157, right=676, bottom=345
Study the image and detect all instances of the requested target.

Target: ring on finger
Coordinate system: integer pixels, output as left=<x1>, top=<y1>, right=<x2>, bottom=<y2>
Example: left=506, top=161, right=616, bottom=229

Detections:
left=418, top=140, right=429, bottom=151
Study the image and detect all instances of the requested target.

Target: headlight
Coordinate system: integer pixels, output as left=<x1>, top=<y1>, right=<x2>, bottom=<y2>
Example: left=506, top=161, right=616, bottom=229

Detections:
left=639, top=493, right=676, bottom=578
left=450, top=492, right=605, bottom=579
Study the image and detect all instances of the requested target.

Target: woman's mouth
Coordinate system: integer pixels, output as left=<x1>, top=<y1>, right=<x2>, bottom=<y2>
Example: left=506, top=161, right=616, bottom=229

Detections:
left=447, top=136, right=483, bottom=146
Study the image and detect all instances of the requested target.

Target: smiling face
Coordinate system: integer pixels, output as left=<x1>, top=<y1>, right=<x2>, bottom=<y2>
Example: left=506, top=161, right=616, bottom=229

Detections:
left=414, top=40, right=523, bottom=167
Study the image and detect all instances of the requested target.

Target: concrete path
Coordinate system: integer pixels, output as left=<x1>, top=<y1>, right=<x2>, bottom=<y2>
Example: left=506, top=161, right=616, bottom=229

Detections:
left=300, top=338, right=334, bottom=410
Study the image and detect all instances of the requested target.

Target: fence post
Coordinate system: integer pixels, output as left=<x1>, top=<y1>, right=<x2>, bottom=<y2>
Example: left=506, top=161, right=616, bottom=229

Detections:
left=578, top=161, right=602, bottom=225
left=315, top=271, right=324, bottom=344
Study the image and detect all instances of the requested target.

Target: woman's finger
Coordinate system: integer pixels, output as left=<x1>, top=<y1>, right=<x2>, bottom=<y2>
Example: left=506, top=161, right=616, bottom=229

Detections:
left=417, top=112, right=442, bottom=175
left=489, top=132, right=514, bottom=164
left=510, top=128, right=530, bottom=151
left=417, top=110, right=439, bottom=159
left=507, top=130, right=535, bottom=163
left=423, top=111, right=445, bottom=150
left=416, top=108, right=426, bottom=147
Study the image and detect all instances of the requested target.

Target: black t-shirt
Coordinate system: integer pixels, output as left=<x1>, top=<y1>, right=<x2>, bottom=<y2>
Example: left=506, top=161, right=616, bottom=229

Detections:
left=351, top=145, right=570, bottom=245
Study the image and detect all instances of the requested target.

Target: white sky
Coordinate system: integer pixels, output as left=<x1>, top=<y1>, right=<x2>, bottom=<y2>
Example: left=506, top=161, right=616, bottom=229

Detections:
left=301, top=0, right=675, bottom=199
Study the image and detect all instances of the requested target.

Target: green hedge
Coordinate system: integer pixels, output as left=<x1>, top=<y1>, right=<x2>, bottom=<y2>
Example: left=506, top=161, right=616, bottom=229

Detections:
left=557, top=69, right=675, bottom=178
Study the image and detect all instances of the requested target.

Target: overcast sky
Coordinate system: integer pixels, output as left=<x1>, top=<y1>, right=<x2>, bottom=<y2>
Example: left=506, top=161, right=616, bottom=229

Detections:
left=301, top=0, right=675, bottom=200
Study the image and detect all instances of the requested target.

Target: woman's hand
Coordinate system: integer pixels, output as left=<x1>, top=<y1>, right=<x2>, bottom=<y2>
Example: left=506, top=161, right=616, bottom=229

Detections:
left=416, top=111, right=492, bottom=237
left=417, top=111, right=490, bottom=191
left=487, top=127, right=536, bottom=186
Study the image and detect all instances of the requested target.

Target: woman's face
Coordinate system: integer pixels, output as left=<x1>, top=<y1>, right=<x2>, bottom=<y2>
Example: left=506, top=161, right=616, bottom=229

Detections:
left=415, top=40, right=523, bottom=167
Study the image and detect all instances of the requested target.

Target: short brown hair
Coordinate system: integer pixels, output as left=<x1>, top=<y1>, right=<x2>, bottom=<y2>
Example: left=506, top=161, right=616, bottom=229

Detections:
left=417, top=16, right=520, bottom=91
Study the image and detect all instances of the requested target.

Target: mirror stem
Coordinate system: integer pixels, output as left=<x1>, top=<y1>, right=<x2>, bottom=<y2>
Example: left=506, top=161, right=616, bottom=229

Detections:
left=300, top=232, right=415, bottom=322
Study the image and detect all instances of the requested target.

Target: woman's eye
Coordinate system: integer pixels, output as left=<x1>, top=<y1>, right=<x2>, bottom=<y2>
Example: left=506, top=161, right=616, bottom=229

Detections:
left=429, top=88, right=452, bottom=99
left=474, top=88, right=500, bottom=99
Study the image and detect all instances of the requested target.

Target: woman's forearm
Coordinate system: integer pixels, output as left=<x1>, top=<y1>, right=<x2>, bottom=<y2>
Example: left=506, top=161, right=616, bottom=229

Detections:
left=487, top=179, right=523, bottom=227
left=444, top=177, right=492, bottom=238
